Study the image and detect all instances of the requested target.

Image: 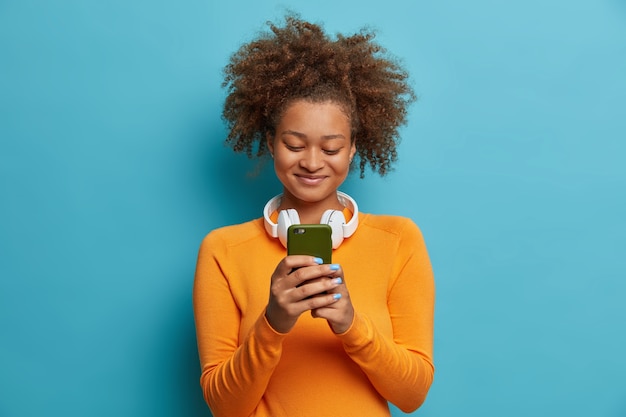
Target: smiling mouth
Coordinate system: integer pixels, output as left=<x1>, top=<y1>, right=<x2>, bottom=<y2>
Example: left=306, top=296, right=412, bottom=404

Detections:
left=295, top=175, right=326, bottom=185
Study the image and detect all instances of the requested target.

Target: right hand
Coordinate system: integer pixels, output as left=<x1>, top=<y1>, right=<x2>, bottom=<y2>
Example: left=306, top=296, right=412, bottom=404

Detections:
left=265, top=255, right=343, bottom=334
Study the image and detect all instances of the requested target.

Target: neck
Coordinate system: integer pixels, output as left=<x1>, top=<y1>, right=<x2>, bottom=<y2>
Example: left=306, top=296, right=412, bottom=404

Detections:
left=278, top=190, right=344, bottom=224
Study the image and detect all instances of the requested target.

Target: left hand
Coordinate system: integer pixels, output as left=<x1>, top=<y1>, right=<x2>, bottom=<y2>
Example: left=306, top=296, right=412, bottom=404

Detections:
left=311, top=264, right=354, bottom=334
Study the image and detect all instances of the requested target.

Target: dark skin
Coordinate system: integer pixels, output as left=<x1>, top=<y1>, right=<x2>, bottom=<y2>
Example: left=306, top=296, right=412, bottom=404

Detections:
left=263, top=100, right=357, bottom=335
left=265, top=255, right=355, bottom=334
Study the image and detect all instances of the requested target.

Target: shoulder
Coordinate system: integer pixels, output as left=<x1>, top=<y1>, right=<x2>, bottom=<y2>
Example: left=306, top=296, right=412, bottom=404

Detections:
left=360, top=213, right=421, bottom=234
left=199, top=218, right=266, bottom=253
left=354, top=215, right=431, bottom=273
left=358, top=213, right=427, bottom=246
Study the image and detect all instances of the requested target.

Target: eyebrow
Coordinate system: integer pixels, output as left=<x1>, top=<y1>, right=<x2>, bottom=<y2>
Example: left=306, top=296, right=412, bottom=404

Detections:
left=281, top=130, right=347, bottom=140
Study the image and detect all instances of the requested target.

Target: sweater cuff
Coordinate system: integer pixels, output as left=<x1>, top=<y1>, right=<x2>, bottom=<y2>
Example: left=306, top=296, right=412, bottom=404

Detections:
left=254, top=311, right=289, bottom=347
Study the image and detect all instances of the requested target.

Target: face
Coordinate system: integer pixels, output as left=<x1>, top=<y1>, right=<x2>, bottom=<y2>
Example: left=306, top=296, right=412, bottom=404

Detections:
left=267, top=100, right=356, bottom=209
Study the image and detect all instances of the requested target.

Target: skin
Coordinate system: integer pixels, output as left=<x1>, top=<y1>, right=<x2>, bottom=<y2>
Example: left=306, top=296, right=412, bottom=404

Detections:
left=265, top=100, right=357, bottom=334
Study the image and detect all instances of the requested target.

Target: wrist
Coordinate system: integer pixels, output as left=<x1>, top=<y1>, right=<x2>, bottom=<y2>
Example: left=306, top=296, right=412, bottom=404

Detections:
left=265, top=307, right=293, bottom=334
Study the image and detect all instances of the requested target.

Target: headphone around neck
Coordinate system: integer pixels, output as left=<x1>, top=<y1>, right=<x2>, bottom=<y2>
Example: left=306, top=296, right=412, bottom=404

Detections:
left=263, top=191, right=359, bottom=249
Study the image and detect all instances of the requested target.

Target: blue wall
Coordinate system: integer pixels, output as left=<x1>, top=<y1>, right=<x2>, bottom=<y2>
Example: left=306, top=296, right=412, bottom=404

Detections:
left=1, top=1, right=625, bottom=416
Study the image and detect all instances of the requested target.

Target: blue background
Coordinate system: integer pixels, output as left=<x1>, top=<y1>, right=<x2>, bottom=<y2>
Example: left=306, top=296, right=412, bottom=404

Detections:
left=1, top=1, right=625, bottom=416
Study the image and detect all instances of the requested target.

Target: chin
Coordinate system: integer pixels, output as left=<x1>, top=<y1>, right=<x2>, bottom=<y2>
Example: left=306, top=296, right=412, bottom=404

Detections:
left=291, top=188, right=336, bottom=204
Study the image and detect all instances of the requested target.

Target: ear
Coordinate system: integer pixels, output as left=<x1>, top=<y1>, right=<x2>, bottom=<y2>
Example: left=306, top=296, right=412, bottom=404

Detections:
left=349, top=141, right=356, bottom=162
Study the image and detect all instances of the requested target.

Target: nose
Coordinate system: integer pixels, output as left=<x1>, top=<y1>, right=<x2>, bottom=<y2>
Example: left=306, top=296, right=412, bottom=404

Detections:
left=299, top=148, right=324, bottom=172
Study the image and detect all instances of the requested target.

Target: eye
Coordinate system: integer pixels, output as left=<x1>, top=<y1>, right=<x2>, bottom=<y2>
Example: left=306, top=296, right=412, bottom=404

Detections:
left=323, top=149, right=340, bottom=155
left=285, top=144, right=304, bottom=152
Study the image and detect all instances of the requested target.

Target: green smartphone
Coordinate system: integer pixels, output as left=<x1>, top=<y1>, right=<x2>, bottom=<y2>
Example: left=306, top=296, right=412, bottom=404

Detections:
left=287, top=224, right=332, bottom=264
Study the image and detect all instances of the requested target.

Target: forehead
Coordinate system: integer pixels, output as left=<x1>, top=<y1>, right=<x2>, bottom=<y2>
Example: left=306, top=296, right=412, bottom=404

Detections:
left=275, top=95, right=352, bottom=120
left=278, top=100, right=351, bottom=130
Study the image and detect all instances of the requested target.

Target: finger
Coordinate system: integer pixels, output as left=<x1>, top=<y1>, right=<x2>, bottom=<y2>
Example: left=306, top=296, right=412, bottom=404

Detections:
left=289, top=263, right=342, bottom=287
left=272, top=256, right=323, bottom=285
left=280, top=255, right=324, bottom=274
left=293, top=277, right=343, bottom=301
left=296, top=291, right=343, bottom=312
left=311, top=293, right=354, bottom=334
left=325, top=263, right=343, bottom=278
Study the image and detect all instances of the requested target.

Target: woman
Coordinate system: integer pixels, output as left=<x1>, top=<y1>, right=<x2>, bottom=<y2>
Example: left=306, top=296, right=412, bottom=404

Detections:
left=193, top=15, right=434, bottom=417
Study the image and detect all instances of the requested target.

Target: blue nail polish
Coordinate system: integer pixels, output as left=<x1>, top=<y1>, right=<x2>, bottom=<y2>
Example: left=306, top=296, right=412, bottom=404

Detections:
left=333, top=277, right=343, bottom=285
left=313, top=257, right=323, bottom=264
left=333, top=293, right=342, bottom=300
left=329, top=264, right=340, bottom=271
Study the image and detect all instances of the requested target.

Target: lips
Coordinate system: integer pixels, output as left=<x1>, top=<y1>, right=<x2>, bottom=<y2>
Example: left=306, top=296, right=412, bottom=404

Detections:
left=295, top=174, right=327, bottom=186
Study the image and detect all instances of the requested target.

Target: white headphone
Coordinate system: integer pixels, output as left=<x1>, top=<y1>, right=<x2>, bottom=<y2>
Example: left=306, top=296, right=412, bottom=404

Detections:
left=263, top=191, right=359, bottom=249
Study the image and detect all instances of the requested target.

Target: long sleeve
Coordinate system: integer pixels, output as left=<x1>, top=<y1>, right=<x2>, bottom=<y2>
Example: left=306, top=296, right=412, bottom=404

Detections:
left=337, top=218, right=435, bottom=412
left=192, top=216, right=434, bottom=417
left=193, top=230, right=286, bottom=417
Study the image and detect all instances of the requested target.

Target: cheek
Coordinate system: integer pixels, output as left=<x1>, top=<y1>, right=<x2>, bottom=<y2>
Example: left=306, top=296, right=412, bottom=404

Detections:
left=333, top=158, right=351, bottom=174
left=273, top=153, right=294, bottom=172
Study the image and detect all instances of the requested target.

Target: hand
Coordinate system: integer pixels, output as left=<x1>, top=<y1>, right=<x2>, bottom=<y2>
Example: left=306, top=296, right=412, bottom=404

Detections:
left=311, top=263, right=354, bottom=334
left=265, top=256, right=344, bottom=334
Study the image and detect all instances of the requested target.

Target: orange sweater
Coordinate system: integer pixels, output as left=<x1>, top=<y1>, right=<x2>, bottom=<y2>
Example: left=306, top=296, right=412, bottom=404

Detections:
left=193, top=214, right=435, bottom=417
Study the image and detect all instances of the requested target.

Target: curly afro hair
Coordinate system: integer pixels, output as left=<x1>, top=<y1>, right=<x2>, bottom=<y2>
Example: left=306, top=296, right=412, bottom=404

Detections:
left=222, top=14, right=416, bottom=177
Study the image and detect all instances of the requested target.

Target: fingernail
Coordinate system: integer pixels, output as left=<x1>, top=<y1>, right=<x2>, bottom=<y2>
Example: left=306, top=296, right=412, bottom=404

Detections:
left=329, top=264, right=340, bottom=271
left=313, top=257, right=323, bottom=264
left=333, top=277, right=343, bottom=285
left=333, top=293, right=342, bottom=300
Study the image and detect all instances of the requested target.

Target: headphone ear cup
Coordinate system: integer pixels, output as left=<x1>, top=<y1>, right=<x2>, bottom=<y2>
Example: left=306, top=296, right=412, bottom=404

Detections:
left=277, top=209, right=300, bottom=248
left=321, top=210, right=346, bottom=249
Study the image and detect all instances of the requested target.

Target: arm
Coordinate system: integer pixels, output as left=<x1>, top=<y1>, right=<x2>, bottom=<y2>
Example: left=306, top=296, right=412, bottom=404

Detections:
left=337, top=220, right=435, bottom=412
left=193, top=232, right=285, bottom=417
left=193, top=231, right=346, bottom=417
